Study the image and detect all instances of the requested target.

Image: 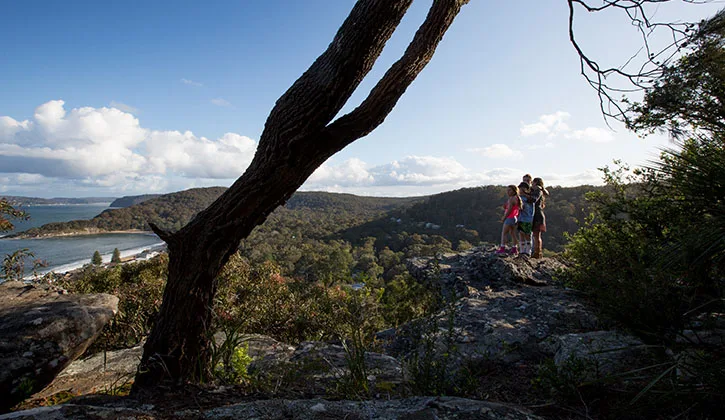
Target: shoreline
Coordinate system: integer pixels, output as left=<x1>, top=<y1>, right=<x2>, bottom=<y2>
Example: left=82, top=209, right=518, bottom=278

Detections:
left=3, top=229, right=154, bottom=240
left=31, top=242, right=168, bottom=279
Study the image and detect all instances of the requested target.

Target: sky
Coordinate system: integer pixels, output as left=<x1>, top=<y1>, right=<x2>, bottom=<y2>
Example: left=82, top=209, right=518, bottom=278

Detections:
left=1, top=0, right=722, bottom=198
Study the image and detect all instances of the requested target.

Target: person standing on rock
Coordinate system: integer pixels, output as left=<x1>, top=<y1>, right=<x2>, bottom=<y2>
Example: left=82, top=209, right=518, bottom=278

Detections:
left=531, top=177, right=549, bottom=258
left=496, top=185, right=521, bottom=255
left=517, top=182, right=534, bottom=256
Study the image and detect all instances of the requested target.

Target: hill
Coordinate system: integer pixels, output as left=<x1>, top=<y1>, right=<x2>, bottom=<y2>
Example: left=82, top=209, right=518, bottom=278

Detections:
left=109, top=194, right=162, bottom=208
left=11, top=188, right=420, bottom=239
left=12, top=187, right=227, bottom=237
left=337, top=185, right=597, bottom=252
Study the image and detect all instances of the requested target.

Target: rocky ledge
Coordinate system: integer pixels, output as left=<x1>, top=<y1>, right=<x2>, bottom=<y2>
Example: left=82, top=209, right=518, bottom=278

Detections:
left=0, top=281, right=118, bottom=412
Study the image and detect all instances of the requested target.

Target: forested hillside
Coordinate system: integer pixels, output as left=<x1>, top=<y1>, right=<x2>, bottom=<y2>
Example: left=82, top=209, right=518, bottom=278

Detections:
left=109, top=194, right=162, bottom=208
left=14, top=187, right=228, bottom=237
left=338, top=185, right=597, bottom=252
left=14, top=185, right=601, bottom=257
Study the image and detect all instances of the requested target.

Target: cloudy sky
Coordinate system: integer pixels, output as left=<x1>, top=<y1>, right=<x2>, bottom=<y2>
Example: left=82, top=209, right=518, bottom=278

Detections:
left=1, top=1, right=721, bottom=198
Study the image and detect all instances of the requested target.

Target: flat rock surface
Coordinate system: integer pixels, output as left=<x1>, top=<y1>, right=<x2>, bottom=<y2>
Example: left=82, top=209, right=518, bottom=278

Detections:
left=0, top=397, right=543, bottom=419
left=0, top=281, right=118, bottom=412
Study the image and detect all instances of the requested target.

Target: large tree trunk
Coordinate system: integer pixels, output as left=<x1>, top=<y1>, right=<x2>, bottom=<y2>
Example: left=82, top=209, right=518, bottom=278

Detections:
left=134, top=0, right=468, bottom=389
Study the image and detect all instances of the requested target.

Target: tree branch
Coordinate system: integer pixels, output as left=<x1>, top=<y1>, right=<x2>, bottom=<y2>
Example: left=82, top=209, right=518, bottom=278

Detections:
left=257, top=0, right=414, bottom=161
left=322, top=0, right=470, bottom=150
left=567, top=0, right=714, bottom=124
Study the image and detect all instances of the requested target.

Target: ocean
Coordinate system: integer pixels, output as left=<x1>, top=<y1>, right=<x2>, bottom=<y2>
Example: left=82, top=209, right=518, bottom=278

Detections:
left=0, top=204, right=163, bottom=276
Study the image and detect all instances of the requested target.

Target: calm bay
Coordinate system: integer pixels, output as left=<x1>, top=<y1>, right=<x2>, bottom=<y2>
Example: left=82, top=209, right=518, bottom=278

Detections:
left=0, top=204, right=162, bottom=275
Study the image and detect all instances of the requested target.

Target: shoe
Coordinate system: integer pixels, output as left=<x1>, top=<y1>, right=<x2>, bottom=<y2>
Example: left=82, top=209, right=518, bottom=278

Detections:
left=495, top=246, right=507, bottom=254
left=509, top=246, right=518, bottom=255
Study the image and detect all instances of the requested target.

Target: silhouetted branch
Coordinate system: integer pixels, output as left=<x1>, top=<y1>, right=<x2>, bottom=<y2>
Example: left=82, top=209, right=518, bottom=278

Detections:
left=567, top=0, right=715, bottom=125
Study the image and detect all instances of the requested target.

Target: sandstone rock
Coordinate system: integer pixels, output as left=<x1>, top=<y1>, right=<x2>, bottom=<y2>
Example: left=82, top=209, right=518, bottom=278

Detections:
left=0, top=397, right=543, bottom=419
left=0, top=281, right=118, bottom=412
left=549, top=331, right=650, bottom=378
left=387, top=250, right=599, bottom=369
left=250, top=341, right=405, bottom=394
left=30, top=345, right=142, bottom=402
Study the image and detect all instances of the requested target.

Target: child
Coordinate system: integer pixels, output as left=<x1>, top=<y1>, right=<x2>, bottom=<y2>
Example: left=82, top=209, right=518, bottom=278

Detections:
left=517, top=182, right=534, bottom=256
left=522, top=173, right=532, bottom=186
left=496, top=185, right=521, bottom=254
left=531, top=177, right=549, bottom=258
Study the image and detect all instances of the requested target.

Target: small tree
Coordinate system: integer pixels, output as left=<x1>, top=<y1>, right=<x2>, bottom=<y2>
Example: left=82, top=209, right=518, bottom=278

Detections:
left=0, top=198, right=28, bottom=232
left=111, top=248, right=122, bottom=264
left=91, top=250, right=103, bottom=266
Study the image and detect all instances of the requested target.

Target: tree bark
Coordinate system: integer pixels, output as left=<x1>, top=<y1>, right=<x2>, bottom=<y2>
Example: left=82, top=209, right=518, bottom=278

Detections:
left=134, top=0, right=468, bottom=389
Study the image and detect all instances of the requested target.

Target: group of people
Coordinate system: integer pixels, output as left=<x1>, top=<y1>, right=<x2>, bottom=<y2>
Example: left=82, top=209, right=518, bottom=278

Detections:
left=497, top=173, right=549, bottom=258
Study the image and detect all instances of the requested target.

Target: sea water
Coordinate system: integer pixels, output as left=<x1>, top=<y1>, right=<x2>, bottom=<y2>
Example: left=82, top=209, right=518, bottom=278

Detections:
left=0, top=204, right=162, bottom=276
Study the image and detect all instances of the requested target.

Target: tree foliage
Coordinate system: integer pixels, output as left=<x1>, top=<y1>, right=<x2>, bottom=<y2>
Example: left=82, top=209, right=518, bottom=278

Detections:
left=627, top=9, right=725, bottom=138
left=0, top=198, right=28, bottom=232
left=565, top=10, right=725, bottom=341
left=91, top=250, right=103, bottom=266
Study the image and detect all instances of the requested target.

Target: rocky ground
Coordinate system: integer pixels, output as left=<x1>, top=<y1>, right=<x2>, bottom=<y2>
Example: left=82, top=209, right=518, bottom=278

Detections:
left=1, top=249, right=680, bottom=419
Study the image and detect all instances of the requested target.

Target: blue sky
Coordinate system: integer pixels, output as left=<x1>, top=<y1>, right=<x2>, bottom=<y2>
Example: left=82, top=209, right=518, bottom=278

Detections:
left=1, top=0, right=721, bottom=198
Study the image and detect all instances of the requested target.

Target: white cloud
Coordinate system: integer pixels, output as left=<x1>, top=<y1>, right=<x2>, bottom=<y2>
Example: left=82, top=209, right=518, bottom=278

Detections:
left=145, top=131, right=256, bottom=178
left=468, top=144, right=523, bottom=159
left=0, top=100, right=258, bottom=189
left=109, top=101, right=138, bottom=114
left=521, top=111, right=616, bottom=144
left=210, top=98, right=232, bottom=107
left=540, top=169, right=604, bottom=187
left=370, top=156, right=470, bottom=186
left=308, top=158, right=374, bottom=187
left=530, top=142, right=555, bottom=150
left=305, top=156, right=524, bottom=193
left=181, top=78, right=203, bottom=87
left=520, top=111, right=570, bottom=137
left=567, top=127, right=615, bottom=143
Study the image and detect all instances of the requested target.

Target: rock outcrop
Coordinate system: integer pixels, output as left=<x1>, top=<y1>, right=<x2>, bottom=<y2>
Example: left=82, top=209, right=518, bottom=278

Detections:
left=382, top=250, right=651, bottom=389
left=251, top=341, right=405, bottom=394
left=0, top=397, right=543, bottom=419
left=0, top=281, right=118, bottom=412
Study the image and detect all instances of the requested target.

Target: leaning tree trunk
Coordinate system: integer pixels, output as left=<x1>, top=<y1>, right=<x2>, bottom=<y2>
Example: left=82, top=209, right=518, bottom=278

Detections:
left=134, top=0, right=469, bottom=389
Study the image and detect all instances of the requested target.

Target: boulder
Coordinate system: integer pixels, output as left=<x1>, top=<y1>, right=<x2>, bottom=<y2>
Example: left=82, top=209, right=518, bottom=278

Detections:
left=387, top=251, right=599, bottom=368
left=29, top=345, right=142, bottom=403
left=0, top=281, right=118, bottom=412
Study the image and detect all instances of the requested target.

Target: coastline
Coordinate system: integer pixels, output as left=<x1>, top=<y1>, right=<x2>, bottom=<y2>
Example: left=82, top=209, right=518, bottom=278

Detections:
left=4, top=229, right=154, bottom=240
left=30, top=242, right=168, bottom=279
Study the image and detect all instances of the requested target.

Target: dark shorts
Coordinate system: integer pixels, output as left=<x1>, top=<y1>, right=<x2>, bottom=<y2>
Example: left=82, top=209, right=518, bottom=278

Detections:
left=517, top=221, right=533, bottom=235
left=533, top=211, right=546, bottom=232
left=504, top=217, right=517, bottom=226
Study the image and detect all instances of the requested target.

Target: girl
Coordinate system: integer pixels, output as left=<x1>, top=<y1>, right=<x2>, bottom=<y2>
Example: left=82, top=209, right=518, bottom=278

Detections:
left=496, top=185, right=522, bottom=254
left=531, top=177, right=550, bottom=258
left=517, top=182, right=534, bottom=256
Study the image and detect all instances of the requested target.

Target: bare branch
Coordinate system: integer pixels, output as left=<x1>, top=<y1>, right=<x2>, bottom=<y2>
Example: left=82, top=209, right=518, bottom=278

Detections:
left=567, top=0, right=715, bottom=124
